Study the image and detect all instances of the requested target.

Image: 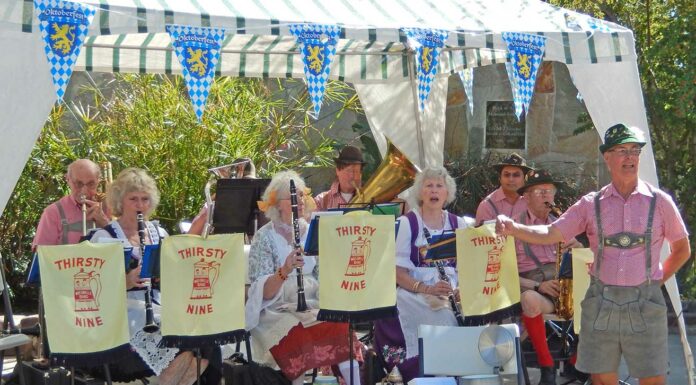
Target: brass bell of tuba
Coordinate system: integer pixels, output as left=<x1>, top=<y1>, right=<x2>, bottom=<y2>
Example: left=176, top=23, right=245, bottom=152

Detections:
left=349, top=140, right=420, bottom=206
left=202, top=159, right=251, bottom=237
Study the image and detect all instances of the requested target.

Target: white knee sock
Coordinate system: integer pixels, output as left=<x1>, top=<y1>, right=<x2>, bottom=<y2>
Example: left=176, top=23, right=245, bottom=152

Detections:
left=338, top=360, right=361, bottom=385
left=292, top=376, right=305, bottom=385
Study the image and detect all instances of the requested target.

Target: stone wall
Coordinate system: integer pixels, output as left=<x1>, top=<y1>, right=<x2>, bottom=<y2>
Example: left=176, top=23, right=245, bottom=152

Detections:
left=444, top=61, right=606, bottom=193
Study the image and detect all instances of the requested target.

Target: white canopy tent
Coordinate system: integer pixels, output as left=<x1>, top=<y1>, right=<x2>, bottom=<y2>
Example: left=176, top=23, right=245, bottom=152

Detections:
left=0, top=1, right=692, bottom=382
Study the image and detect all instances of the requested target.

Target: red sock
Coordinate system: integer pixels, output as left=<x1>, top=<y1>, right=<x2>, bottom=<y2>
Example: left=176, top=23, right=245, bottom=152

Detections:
left=523, top=314, right=553, bottom=367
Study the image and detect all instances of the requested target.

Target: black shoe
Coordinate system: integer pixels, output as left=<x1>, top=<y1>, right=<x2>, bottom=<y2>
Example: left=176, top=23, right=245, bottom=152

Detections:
left=539, top=366, right=556, bottom=385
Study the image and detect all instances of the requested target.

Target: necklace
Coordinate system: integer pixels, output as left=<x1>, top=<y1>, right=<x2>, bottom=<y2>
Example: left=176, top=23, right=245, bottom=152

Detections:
left=420, top=209, right=445, bottom=230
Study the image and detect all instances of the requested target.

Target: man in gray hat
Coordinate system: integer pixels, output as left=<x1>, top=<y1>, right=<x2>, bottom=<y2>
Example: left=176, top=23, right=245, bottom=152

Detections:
left=496, top=124, right=691, bottom=385
left=314, top=145, right=366, bottom=210
left=475, top=153, right=533, bottom=225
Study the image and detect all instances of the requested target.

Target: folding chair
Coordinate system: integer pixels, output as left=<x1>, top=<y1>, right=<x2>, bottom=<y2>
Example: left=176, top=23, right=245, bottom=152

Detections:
left=0, top=252, right=32, bottom=385
left=418, top=324, right=524, bottom=384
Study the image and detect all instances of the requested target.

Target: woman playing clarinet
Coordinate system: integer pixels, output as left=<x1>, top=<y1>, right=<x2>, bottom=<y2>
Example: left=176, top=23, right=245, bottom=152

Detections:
left=247, top=170, right=362, bottom=385
left=89, top=168, right=220, bottom=385
left=374, top=166, right=474, bottom=383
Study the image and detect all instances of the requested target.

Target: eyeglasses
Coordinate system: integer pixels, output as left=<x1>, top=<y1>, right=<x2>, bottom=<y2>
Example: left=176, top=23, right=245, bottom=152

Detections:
left=609, top=148, right=642, bottom=157
left=530, top=188, right=557, bottom=196
left=72, top=181, right=97, bottom=189
left=502, top=172, right=523, bottom=178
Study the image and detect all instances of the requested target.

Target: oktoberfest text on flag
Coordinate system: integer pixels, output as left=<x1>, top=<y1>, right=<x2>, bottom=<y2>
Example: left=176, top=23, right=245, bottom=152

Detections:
left=402, top=28, right=449, bottom=111
left=34, top=0, right=96, bottom=102
left=502, top=32, right=547, bottom=120
left=166, top=25, right=225, bottom=121
left=289, top=24, right=340, bottom=118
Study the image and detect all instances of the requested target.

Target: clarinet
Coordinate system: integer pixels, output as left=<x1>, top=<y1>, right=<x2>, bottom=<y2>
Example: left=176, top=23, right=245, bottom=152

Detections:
left=423, top=228, right=465, bottom=326
left=137, top=212, right=159, bottom=333
left=289, top=180, right=308, bottom=312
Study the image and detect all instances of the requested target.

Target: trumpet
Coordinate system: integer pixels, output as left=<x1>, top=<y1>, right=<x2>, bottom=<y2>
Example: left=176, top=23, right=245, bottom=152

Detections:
left=80, top=161, right=112, bottom=235
left=544, top=202, right=573, bottom=320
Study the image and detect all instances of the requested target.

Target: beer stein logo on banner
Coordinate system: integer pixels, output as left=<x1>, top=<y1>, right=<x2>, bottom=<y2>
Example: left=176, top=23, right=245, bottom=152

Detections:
left=73, top=268, right=101, bottom=312
left=484, top=246, right=502, bottom=284
left=190, top=258, right=220, bottom=300
left=345, top=237, right=371, bottom=277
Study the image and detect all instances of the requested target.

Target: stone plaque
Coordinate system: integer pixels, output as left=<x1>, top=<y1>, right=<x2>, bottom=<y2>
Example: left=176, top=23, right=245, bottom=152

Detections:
left=485, top=101, right=526, bottom=150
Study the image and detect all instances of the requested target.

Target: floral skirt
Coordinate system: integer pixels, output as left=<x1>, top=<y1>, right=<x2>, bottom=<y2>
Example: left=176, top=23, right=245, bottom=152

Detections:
left=269, top=322, right=363, bottom=380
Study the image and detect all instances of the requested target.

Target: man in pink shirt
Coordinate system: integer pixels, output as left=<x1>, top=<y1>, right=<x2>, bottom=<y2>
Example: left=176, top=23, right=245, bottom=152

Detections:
left=314, top=145, right=365, bottom=211
left=33, top=159, right=110, bottom=247
left=475, top=153, right=532, bottom=225
left=513, top=169, right=566, bottom=385
left=497, top=124, right=691, bottom=385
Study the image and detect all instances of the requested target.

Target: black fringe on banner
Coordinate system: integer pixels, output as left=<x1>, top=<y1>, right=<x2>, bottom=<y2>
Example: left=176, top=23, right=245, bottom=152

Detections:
left=317, top=306, right=398, bottom=323
left=463, top=302, right=522, bottom=326
left=51, top=343, right=132, bottom=368
left=159, top=329, right=247, bottom=349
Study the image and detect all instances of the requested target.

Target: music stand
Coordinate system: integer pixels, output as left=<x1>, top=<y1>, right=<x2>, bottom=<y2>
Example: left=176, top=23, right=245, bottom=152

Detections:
left=213, top=179, right=271, bottom=236
left=421, top=230, right=457, bottom=264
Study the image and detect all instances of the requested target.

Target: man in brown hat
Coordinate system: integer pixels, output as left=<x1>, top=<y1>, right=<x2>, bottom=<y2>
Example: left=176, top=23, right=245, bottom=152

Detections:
left=513, top=169, right=567, bottom=385
left=314, top=145, right=365, bottom=210
left=496, top=124, right=691, bottom=385
left=475, top=153, right=533, bottom=225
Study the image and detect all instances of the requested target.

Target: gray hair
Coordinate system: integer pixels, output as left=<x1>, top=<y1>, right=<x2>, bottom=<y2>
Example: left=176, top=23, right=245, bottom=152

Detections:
left=410, top=166, right=457, bottom=208
left=262, top=170, right=307, bottom=223
left=107, top=167, right=160, bottom=217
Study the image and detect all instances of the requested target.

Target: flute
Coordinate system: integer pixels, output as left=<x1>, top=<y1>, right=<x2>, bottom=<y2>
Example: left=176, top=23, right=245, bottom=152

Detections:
left=289, top=180, right=308, bottom=312
left=137, top=212, right=159, bottom=333
left=423, top=228, right=465, bottom=326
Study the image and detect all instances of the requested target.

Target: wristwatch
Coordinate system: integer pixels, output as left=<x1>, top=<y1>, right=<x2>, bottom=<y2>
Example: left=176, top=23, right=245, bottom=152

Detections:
left=534, top=282, right=541, bottom=292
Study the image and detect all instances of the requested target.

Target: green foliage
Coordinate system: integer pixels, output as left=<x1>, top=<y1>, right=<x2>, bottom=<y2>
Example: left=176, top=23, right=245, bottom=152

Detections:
left=0, top=74, right=362, bottom=305
left=550, top=0, right=696, bottom=297
left=445, top=154, right=585, bottom=218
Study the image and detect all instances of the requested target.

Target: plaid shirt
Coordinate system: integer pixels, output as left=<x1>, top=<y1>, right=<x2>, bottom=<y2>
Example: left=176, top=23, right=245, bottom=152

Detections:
left=313, top=181, right=352, bottom=211
left=553, top=180, right=688, bottom=286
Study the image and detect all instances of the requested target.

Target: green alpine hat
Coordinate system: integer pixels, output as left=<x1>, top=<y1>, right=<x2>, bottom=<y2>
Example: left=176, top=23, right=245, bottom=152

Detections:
left=599, top=123, right=647, bottom=154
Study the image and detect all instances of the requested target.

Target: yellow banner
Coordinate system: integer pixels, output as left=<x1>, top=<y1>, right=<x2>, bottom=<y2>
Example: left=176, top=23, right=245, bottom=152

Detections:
left=160, top=234, right=245, bottom=339
left=456, top=224, right=520, bottom=318
left=572, top=248, right=594, bottom=334
left=318, top=212, right=396, bottom=316
left=37, top=242, right=130, bottom=355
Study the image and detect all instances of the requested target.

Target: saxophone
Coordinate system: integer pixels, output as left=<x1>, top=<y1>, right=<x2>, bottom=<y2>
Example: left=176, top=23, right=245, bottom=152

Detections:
left=545, top=202, right=574, bottom=320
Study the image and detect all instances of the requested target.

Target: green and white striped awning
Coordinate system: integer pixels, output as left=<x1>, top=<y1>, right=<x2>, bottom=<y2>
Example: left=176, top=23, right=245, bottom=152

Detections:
left=2, top=0, right=637, bottom=81
left=77, top=33, right=513, bottom=81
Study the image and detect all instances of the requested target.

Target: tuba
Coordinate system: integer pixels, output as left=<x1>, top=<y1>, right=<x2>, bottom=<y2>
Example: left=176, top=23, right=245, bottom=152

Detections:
left=202, top=160, right=250, bottom=238
left=349, top=140, right=420, bottom=206
left=545, top=202, right=573, bottom=320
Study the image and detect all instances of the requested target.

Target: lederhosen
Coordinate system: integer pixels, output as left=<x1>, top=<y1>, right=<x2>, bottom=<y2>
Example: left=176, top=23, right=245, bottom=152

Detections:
left=517, top=211, right=556, bottom=284
left=55, top=200, right=93, bottom=244
left=576, top=186, right=668, bottom=377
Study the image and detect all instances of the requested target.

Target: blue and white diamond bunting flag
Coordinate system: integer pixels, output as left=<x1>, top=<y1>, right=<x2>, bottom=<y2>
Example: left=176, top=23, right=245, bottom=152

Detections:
left=458, top=68, right=474, bottom=115
left=166, top=24, right=225, bottom=121
left=402, top=28, right=449, bottom=111
left=34, top=0, right=96, bottom=102
left=289, top=24, right=340, bottom=118
left=502, top=32, right=547, bottom=120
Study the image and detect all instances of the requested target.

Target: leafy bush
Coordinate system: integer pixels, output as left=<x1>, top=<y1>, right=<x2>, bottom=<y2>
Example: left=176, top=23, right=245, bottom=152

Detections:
left=0, top=74, right=362, bottom=306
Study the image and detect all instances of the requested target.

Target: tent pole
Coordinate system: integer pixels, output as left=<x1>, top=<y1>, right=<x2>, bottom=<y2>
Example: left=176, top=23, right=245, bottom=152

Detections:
left=407, top=52, right=425, bottom=168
